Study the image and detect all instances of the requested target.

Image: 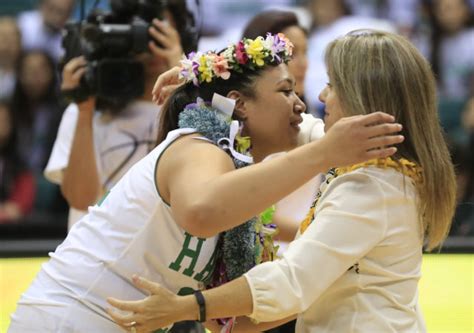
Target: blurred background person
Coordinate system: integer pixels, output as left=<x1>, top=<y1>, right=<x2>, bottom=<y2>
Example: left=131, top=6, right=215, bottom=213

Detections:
left=10, top=50, right=64, bottom=214
left=0, top=17, right=22, bottom=100
left=304, top=0, right=395, bottom=116
left=421, top=0, right=474, bottom=148
left=0, top=100, right=35, bottom=223
left=17, top=0, right=76, bottom=63
left=242, top=10, right=309, bottom=108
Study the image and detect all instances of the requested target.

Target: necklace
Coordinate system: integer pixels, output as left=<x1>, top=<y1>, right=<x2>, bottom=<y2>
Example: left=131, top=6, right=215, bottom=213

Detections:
left=299, top=157, right=423, bottom=234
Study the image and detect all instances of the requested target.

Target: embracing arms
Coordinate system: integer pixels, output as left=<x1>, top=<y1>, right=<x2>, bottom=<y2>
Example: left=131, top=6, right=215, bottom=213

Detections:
left=108, top=172, right=390, bottom=332
left=107, top=274, right=257, bottom=332
left=158, top=114, right=403, bottom=238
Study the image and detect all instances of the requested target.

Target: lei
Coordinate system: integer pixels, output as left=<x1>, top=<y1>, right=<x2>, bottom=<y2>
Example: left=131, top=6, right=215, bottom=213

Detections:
left=177, top=96, right=280, bottom=289
left=299, top=157, right=423, bottom=234
left=179, top=33, right=293, bottom=86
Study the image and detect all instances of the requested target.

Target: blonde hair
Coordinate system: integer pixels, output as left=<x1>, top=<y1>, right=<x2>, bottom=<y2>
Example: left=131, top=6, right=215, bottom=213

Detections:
left=325, top=30, right=456, bottom=250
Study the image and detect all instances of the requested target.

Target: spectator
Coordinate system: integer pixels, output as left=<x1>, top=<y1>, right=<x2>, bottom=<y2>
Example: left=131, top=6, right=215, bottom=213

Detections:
left=242, top=10, right=309, bottom=107
left=422, top=0, right=474, bottom=144
left=12, top=50, right=62, bottom=172
left=0, top=100, right=35, bottom=223
left=304, top=0, right=395, bottom=116
left=11, top=50, right=64, bottom=212
left=0, top=17, right=22, bottom=100
left=426, top=0, right=474, bottom=99
left=17, top=0, right=75, bottom=62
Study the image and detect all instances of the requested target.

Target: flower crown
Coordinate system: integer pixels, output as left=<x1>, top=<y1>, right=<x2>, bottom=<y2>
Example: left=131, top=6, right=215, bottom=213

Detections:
left=179, top=33, right=294, bottom=86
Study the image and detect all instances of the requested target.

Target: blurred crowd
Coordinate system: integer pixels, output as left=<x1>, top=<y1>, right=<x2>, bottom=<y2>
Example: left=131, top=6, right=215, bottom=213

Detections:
left=0, top=0, right=472, bottom=236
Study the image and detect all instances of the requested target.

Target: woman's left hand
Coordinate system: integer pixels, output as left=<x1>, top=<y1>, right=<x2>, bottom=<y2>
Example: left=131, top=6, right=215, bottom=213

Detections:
left=106, top=275, right=183, bottom=333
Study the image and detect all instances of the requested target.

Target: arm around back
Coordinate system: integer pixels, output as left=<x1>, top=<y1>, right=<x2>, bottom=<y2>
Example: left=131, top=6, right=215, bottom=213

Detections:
left=158, top=113, right=403, bottom=238
left=157, top=133, right=330, bottom=238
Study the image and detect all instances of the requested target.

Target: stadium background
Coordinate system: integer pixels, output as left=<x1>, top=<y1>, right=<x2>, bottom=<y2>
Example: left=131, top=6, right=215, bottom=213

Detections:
left=1, top=1, right=473, bottom=332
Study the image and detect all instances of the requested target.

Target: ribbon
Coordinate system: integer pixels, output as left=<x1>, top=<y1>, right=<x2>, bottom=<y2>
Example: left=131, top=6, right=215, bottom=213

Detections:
left=217, top=121, right=254, bottom=164
left=211, top=93, right=254, bottom=164
left=211, top=93, right=235, bottom=119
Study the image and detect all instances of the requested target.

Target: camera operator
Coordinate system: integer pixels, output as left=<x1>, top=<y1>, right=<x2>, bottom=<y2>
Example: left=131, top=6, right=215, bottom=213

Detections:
left=44, top=0, right=196, bottom=229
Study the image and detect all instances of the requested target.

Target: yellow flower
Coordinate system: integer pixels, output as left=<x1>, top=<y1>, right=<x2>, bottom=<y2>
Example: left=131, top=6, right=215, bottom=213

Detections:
left=199, top=54, right=213, bottom=82
left=235, top=134, right=251, bottom=153
left=246, top=37, right=265, bottom=66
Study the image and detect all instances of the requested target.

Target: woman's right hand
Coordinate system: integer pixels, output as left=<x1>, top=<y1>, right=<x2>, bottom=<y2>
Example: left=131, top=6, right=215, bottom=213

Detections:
left=61, top=56, right=87, bottom=91
left=61, top=56, right=95, bottom=112
left=320, top=112, right=404, bottom=168
left=152, top=66, right=183, bottom=105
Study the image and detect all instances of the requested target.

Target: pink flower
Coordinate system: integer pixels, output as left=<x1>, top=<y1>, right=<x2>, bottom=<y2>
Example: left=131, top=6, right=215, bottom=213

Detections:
left=212, top=55, right=231, bottom=80
left=277, top=33, right=293, bottom=56
left=235, top=41, right=248, bottom=65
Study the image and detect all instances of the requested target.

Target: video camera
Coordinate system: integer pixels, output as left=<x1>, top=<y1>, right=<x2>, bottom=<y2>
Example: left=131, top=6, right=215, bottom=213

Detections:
left=61, top=0, right=169, bottom=104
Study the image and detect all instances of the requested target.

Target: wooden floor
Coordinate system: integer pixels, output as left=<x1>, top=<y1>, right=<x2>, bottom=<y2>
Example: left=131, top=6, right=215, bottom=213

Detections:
left=1, top=254, right=472, bottom=332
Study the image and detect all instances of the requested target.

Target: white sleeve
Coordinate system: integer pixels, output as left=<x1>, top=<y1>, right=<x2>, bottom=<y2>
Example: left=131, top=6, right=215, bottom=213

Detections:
left=43, top=103, right=79, bottom=184
left=244, top=172, right=388, bottom=322
left=297, top=113, right=325, bottom=146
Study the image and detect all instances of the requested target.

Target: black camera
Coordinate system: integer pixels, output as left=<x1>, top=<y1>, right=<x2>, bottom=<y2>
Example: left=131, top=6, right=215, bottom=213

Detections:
left=61, top=0, right=168, bottom=104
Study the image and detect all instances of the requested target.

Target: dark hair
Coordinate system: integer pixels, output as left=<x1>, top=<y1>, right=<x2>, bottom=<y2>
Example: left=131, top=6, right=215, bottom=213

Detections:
left=0, top=100, right=28, bottom=202
left=242, top=10, right=305, bottom=40
left=0, top=99, right=16, bottom=155
left=167, top=0, right=198, bottom=54
left=11, top=50, right=59, bottom=127
left=423, top=0, right=474, bottom=81
left=156, top=66, right=264, bottom=144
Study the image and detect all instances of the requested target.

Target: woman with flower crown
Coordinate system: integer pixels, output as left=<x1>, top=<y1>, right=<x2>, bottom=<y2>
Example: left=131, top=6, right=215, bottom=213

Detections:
left=106, top=30, right=457, bottom=333
left=8, top=33, right=403, bottom=333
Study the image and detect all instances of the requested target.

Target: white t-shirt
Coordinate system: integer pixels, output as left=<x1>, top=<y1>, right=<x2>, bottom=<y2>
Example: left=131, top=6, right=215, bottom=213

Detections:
left=44, top=101, right=159, bottom=228
left=245, top=166, right=426, bottom=332
left=10, top=128, right=219, bottom=333
left=273, top=113, right=325, bottom=252
left=439, top=28, right=474, bottom=100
